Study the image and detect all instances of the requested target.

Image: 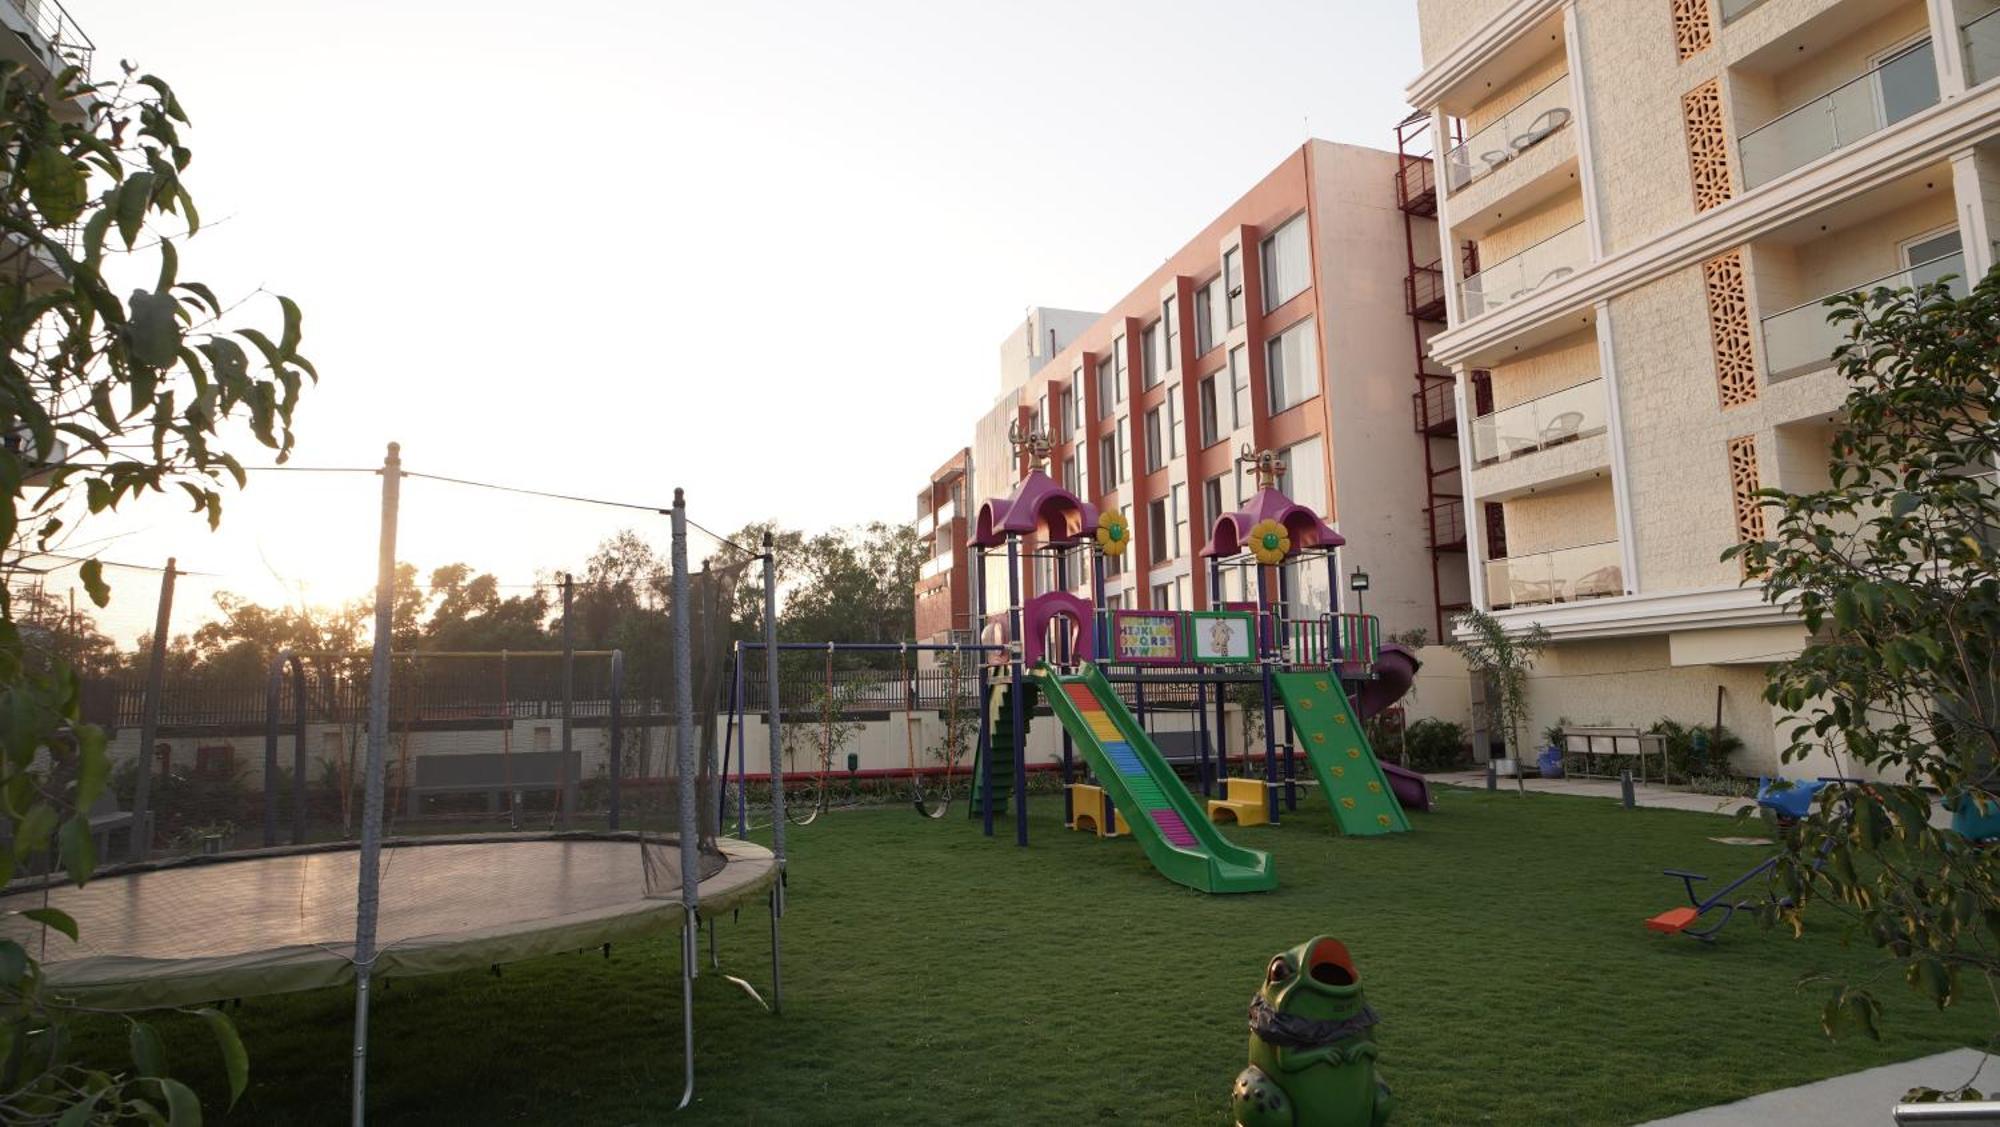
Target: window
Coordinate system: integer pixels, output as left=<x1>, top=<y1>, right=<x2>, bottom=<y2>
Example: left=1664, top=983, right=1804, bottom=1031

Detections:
left=1162, top=298, right=1179, bottom=370
left=1048, top=389, right=1063, bottom=436
left=1224, top=247, right=1245, bottom=328
left=1261, top=214, right=1310, bottom=312
left=1104, top=590, right=1123, bottom=610
left=1280, top=437, right=1326, bottom=516
left=1099, top=433, right=1120, bottom=488
left=1204, top=475, right=1226, bottom=528
left=195, top=745, right=234, bottom=777
left=1195, top=281, right=1217, bottom=354
left=1144, top=407, right=1164, bottom=473
left=1228, top=345, right=1250, bottom=430
left=1166, top=387, right=1182, bottom=459
left=1096, top=357, right=1116, bottom=420
left=533, top=726, right=553, bottom=753
left=1265, top=318, right=1320, bottom=414
left=1175, top=574, right=1192, bottom=611
left=1062, top=454, right=1079, bottom=496
left=1142, top=321, right=1162, bottom=388
left=1112, top=335, right=1127, bottom=402
left=1198, top=376, right=1220, bottom=448
left=1149, top=499, right=1170, bottom=563
left=1072, top=369, right=1085, bottom=434
left=1172, top=482, right=1188, bottom=559
left=1033, top=394, right=1046, bottom=436
left=1116, top=416, right=1130, bottom=482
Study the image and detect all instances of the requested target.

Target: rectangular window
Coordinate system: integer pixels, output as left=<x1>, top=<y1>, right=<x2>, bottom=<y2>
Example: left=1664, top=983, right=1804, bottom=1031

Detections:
left=1198, top=376, right=1220, bottom=448
left=1062, top=454, right=1079, bottom=496
left=1260, top=214, right=1310, bottom=312
left=1144, top=407, right=1164, bottom=473
left=1097, top=357, right=1116, bottom=420
left=1149, top=499, right=1169, bottom=564
left=1073, top=369, right=1085, bottom=434
left=1151, top=581, right=1173, bottom=609
left=1116, top=416, right=1130, bottom=482
left=1104, top=590, right=1123, bottom=610
left=1112, top=335, right=1127, bottom=402
left=1224, top=247, right=1245, bottom=328
left=1204, top=475, right=1225, bottom=531
left=1142, top=322, right=1162, bottom=388
left=1280, top=437, right=1326, bottom=517
left=1228, top=345, right=1250, bottom=430
left=1172, top=482, right=1188, bottom=558
left=1099, top=433, right=1120, bottom=488
left=1266, top=318, right=1320, bottom=414
left=1176, top=574, right=1192, bottom=611
left=1162, top=299, right=1179, bottom=370
left=1195, top=281, right=1217, bottom=355
left=1166, top=387, right=1182, bottom=459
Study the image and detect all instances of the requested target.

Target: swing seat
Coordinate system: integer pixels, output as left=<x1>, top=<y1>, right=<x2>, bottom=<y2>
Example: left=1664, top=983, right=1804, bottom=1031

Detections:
left=1645, top=906, right=1700, bottom=934
left=1207, top=778, right=1270, bottom=827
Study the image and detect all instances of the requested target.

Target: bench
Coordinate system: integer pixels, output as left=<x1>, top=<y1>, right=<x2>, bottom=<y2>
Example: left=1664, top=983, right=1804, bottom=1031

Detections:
left=1067, top=783, right=1129, bottom=837
left=1561, top=727, right=1669, bottom=784
left=404, top=751, right=577, bottom=816
left=1206, top=777, right=1270, bottom=826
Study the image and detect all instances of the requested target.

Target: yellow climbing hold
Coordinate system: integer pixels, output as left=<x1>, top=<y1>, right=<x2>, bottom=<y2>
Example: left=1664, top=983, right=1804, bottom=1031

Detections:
left=1300, top=698, right=1313, bottom=710
left=1314, top=680, right=1330, bottom=692
left=1331, top=766, right=1345, bottom=778
left=1347, top=748, right=1361, bottom=759
left=1311, top=732, right=1325, bottom=744
left=1367, top=782, right=1381, bottom=794
left=1377, top=814, right=1391, bottom=827
left=1341, top=797, right=1356, bottom=809
left=1334, top=714, right=1348, bottom=726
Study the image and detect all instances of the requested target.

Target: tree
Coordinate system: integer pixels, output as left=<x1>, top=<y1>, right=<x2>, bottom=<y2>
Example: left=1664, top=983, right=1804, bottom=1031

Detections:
left=421, top=563, right=549, bottom=652
left=779, top=522, right=924, bottom=663
left=1727, top=269, right=2000, bottom=1060
left=0, top=62, right=309, bottom=1122
left=1447, top=608, right=1549, bottom=772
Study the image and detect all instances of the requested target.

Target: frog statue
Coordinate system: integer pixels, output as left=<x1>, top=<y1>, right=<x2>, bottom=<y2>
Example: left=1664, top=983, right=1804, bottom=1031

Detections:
left=1230, top=935, right=1391, bottom=1126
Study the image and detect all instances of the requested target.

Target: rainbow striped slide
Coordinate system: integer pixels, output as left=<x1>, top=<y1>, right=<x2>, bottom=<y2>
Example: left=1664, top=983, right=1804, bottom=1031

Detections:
left=1037, top=664, right=1275, bottom=894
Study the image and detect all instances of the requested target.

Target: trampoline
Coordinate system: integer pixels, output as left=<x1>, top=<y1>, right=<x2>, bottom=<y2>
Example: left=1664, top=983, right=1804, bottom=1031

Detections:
left=0, top=833, right=777, bottom=1011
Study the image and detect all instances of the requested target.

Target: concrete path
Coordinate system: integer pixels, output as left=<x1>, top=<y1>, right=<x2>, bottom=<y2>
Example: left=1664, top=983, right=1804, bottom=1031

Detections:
left=1637, top=1047, right=1995, bottom=1125
left=1429, top=769, right=1752, bottom=815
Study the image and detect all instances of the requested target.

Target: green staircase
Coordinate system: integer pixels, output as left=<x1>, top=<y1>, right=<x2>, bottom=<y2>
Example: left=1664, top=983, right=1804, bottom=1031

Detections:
left=1272, top=671, right=1411, bottom=836
left=972, top=679, right=1036, bottom=817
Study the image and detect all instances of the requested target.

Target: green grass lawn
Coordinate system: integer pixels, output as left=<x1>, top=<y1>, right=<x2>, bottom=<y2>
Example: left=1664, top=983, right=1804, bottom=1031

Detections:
left=86, top=785, right=1993, bottom=1125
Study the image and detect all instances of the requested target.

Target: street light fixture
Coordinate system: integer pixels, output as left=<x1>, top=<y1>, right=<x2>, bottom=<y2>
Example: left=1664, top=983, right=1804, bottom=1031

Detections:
left=1350, top=568, right=1370, bottom=617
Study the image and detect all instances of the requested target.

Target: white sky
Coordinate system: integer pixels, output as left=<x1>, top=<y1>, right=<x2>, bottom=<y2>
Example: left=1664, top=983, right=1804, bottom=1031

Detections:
left=49, top=0, right=1424, bottom=639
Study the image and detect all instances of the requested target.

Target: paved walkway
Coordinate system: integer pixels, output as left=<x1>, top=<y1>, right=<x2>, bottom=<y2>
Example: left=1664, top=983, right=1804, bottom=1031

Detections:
left=1429, top=769, right=1751, bottom=815
left=1636, top=1047, right=1996, bottom=1125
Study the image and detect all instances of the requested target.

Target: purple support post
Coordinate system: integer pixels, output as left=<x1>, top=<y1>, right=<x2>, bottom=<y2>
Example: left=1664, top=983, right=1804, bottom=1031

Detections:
left=1257, top=562, right=1282, bottom=823
left=1275, top=563, right=1297, bottom=813
left=1326, top=550, right=1343, bottom=664
left=1056, top=549, right=1073, bottom=826
left=1007, top=535, right=1028, bottom=847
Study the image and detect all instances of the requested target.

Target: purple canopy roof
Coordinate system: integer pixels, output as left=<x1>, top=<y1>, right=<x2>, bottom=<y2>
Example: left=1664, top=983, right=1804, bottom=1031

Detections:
left=1200, top=487, right=1342, bottom=560
left=970, top=469, right=1099, bottom=547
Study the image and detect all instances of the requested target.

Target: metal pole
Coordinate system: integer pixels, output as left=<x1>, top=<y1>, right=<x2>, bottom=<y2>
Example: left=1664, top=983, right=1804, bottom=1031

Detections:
left=1056, top=549, right=1072, bottom=826
left=608, top=649, right=624, bottom=830
left=671, top=490, right=701, bottom=1110
left=761, top=531, right=785, bottom=1016
left=263, top=650, right=282, bottom=847
left=349, top=442, right=402, bottom=1127
left=560, top=573, right=575, bottom=828
left=1256, top=563, right=1281, bottom=824
left=129, top=557, right=175, bottom=864
left=291, top=655, right=306, bottom=843
left=1006, top=535, right=1027, bottom=847
left=972, top=544, right=993, bottom=831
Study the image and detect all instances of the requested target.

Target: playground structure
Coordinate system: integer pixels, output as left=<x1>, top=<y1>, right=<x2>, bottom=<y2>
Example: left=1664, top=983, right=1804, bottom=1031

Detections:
left=721, top=427, right=1431, bottom=895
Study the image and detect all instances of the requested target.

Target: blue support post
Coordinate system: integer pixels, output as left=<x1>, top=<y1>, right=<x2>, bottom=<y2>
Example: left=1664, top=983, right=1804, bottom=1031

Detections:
left=1257, top=562, right=1283, bottom=823
left=1276, top=562, right=1296, bottom=812
left=1056, top=548, right=1074, bottom=826
left=1195, top=678, right=1213, bottom=796
left=1007, top=535, right=1029, bottom=847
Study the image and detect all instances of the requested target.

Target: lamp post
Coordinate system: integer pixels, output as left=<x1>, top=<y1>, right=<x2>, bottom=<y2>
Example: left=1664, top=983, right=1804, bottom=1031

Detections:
left=1349, top=568, right=1371, bottom=617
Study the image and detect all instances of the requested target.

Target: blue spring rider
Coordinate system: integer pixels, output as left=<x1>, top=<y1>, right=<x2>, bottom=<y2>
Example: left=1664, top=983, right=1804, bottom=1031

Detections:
left=1644, top=778, right=1833, bottom=942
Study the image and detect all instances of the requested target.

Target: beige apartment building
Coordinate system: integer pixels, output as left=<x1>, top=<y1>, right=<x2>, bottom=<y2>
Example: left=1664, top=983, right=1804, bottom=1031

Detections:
left=1407, top=0, right=2000, bottom=775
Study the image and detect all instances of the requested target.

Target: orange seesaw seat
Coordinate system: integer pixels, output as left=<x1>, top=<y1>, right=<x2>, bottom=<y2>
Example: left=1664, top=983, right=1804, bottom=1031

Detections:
left=1645, top=907, right=1700, bottom=934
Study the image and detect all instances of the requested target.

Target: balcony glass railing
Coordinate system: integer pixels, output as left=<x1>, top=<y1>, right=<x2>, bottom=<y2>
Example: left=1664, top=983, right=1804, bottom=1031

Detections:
left=1444, top=74, right=1573, bottom=191
left=1470, top=379, right=1607, bottom=465
left=1740, top=44, right=1939, bottom=188
left=7, top=0, right=92, bottom=75
left=1460, top=222, right=1589, bottom=319
left=1761, top=251, right=1966, bottom=381
left=1485, top=540, right=1624, bottom=609
left=1966, top=8, right=2000, bottom=87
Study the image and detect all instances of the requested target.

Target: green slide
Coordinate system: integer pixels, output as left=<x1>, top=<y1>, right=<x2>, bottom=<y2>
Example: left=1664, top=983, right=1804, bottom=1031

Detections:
left=1037, top=663, right=1275, bottom=894
left=1273, top=671, right=1412, bottom=836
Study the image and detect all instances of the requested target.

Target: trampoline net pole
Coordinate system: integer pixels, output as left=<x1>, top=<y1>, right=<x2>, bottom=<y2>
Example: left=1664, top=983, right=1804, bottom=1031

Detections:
left=350, top=441, right=402, bottom=1127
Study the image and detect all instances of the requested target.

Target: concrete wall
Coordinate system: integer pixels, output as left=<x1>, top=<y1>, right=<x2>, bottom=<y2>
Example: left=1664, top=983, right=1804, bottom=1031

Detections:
left=1519, top=635, right=1780, bottom=773
left=1487, top=328, right=1599, bottom=410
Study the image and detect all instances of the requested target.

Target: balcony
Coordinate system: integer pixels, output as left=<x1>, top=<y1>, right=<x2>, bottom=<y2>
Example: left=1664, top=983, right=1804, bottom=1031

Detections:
left=1396, top=155, right=1437, bottom=217
left=1412, top=377, right=1457, bottom=437
left=1406, top=260, right=1447, bottom=321
left=1443, top=74, right=1572, bottom=192
left=1761, top=251, right=1965, bottom=381
left=1424, top=498, right=1466, bottom=551
left=1967, top=8, right=2000, bottom=88
left=1739, top=43, right=1939, bottom=190
left=1, top=0, right=91, bottom=77
left=1460, top=222, right=1588, bottom=320
left=1470, top=379, right=1606, bottom=465
left=1485, top=540, right=1624, bottom=610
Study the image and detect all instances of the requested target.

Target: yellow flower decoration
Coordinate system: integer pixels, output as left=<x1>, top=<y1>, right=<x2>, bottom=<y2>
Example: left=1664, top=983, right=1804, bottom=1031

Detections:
left=1247, top=518, right=1292, bottom=565
left=1096, top=510, right=1130, bottom=558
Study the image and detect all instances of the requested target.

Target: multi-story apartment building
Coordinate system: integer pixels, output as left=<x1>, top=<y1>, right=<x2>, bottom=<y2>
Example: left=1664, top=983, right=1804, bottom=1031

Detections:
left=913, top=448, right=972, bottom=651
left=968, top=141, right=1449, bottom=638
left=1407, top=0, right=2000, bottom=773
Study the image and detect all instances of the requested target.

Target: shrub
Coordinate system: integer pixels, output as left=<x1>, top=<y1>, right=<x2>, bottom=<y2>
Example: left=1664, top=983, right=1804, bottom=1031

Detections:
left=1647, top=718, right=1745, bottom=781
left=1403, top=718, right=1470, bottom=772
